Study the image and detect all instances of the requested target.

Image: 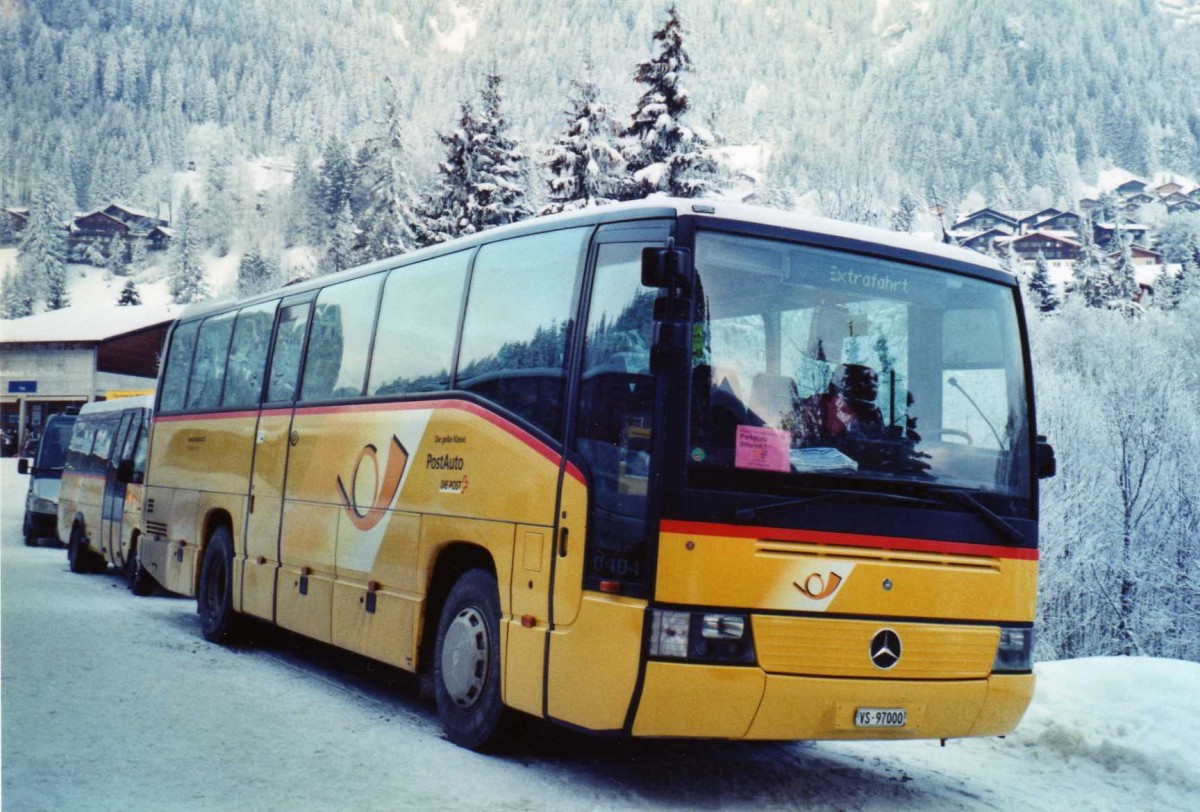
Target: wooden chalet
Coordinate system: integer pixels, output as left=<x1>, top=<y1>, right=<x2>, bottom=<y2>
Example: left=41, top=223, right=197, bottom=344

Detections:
left=1094, top=222, right=1149, bottom=248
left=146, top=225, right=173, bottom=251
left=1106, top=244, right=1162, bottom=269
left=1121, top=192, right=1156, bottom=208
left=1002, top=231, right=1080, bottom=264
left=101, top=202, right=167, bottom=231
left=1036, top=211, right=1082, bottom=233
left=1115, top=178, right=1148, bottom=196
left=1078, top=197, right=1099, bottom=213
left=3, top=208, right=28, bottom=241
left=951, top=208, right=1017, bottom=234
left=1017, top=208, right=1063, bottom=234
left=1167, top=198, right=1200, bottom=215
left=959, top=228, right=1009, bottom=253
left=1153, top=181, right=1184, bottom=198
left=1189, top=188, right=1200, bottom=201
left=68, top=210, right=132, bottom=258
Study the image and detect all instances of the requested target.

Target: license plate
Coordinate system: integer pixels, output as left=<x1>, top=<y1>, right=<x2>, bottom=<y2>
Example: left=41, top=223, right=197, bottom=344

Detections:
left=854, top=707, right=907, bottom=728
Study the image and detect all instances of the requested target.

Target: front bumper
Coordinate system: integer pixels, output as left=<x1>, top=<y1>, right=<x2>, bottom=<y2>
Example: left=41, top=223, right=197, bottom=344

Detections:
left=24, top=509, right=60, bottom=543
left=631, top=660, right=1034, bottom=740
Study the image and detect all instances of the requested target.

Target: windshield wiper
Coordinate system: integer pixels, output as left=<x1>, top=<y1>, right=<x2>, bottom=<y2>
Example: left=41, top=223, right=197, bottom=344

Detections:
left=735, top=489, right=928, bottom=523
left=922, top=487, right=1026, bottom=546
left=734, top=485, right=1027, bottom=547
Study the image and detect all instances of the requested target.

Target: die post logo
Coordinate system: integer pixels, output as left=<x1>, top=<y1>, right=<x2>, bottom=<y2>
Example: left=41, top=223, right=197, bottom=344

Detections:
left=337, top=435, right=408, bottom=531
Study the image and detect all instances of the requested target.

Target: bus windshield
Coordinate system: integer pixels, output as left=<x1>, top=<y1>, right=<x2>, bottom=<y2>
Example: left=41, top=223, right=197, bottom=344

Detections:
left=688, top=231, right=1030, bottom=508
left=35, top=416, right=76, bottom=472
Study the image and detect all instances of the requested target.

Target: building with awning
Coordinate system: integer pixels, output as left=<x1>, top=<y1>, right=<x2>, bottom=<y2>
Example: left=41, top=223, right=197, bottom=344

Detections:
left=0, top=304, right=178, bottom=454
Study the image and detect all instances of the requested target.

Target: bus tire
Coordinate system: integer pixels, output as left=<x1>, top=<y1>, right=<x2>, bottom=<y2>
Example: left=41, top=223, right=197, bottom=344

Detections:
left=433, top=568, right=512, bottom=751
left=67, top=525, right=90, bottom=574
left=126, top=540, right=155, bottom=596
left=197, top=526, right=241, bottom=644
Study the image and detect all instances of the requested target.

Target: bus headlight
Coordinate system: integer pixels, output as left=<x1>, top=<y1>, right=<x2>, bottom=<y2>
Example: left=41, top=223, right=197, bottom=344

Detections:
left=29, top=497, right=56, bottom=515
left=649, top=609, right=756, bottom=664
left=992, top=625, right=1034, bottom=673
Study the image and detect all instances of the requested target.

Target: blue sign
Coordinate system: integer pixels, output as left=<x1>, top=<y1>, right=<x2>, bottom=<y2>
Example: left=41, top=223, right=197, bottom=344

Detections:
left=7, top=381, right=37, bottom=394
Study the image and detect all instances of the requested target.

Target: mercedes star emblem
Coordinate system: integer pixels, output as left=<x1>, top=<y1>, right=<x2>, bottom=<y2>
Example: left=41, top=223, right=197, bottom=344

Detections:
left=869, top=628, right=902, bottom=669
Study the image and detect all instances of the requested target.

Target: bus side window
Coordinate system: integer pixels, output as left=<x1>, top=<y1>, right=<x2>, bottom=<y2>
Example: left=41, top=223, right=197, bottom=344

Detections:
left=88, top=419, right=117, bottom=475
left=300, top=274, right=383, bottom=402
left=159, top=321, right=201, bottom=413
left=222, top=301, right=277, bottom=408
left=131, top=414, right=150, bottom=482
left=186, top=313, right=236, bottom=411
left=456, top=228, right=590, bottom=438
left=266, top=303, right=312, bottom=404
left=369, top=251, right=470, bottom=396
left=66, top=420, right=97, bottom=472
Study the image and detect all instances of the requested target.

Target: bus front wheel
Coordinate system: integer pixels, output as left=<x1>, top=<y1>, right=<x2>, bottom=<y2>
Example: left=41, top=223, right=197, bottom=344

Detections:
left=67, top=525, right=99, bottom=574
left=197, top=526, right=242, bottom=643
left=433, top=569, right=512, bottom=751
left=126, top=540, right=155, bottom=596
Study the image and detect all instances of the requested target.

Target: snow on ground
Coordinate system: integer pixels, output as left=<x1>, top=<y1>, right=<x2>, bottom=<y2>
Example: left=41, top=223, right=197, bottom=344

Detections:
left=1, top=457, right=1198, bottom=811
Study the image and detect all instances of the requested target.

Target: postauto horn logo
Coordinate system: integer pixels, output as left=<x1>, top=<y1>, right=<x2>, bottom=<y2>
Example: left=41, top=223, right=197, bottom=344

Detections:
left=337, top=436, right=409, bottom=531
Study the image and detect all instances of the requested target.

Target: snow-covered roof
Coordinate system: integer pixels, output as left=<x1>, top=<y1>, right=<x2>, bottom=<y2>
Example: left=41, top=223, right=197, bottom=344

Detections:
left=0, top=303, right=179, bottom=344
left=104, top=201, right=159, bottom=221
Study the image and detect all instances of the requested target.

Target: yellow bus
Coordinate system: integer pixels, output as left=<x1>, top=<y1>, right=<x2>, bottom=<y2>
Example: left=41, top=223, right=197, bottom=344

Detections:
left=58, top=395, right=156, bottom=594
left=140, top=200, right=1054, bottom=750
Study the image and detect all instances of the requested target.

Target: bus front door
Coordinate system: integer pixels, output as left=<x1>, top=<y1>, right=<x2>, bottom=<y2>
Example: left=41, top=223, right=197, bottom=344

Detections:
left=546, top=229, right=668, bottom=732
left=101, top=411, right=138, bottom=567
left=239, top=299, right=311, bottom=622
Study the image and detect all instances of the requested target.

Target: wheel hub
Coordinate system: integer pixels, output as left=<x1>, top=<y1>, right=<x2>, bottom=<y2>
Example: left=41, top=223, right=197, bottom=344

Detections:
left=441, top=606, right=488, bottom=708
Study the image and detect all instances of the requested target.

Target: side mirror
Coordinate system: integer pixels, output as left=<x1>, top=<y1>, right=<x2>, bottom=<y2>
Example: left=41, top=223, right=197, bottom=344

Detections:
left=1036, top=435, right=1056, bottom=479
left=17, top=458, right=30, bottom=475
left=641, top=246, right=694, bottom=291
left=117, top=458, right=135, bottom=484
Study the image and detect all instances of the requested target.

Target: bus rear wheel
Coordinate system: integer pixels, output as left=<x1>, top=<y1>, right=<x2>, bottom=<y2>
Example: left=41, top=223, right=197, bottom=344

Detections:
left=197, top=526, right=242, bottom=643
left=433, top=569, right=512, bottom=751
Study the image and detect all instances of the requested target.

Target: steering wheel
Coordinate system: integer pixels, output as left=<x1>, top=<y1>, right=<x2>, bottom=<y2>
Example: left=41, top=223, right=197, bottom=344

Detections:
left=940, top=428, right=974, bottom=445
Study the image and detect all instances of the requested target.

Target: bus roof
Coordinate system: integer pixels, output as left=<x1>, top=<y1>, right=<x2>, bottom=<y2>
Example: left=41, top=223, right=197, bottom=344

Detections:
left=177, top=199, right=1009, bottom=323
left=79, top=395, right=154, bottom=416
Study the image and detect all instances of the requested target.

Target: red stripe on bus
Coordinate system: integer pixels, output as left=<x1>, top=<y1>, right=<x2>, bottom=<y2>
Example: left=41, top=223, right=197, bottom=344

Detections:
left=154, top=410, right=260, bottom=423
left=153, top=400, right=585, bottom=484
left=659, top=519, right=1039, bottom=561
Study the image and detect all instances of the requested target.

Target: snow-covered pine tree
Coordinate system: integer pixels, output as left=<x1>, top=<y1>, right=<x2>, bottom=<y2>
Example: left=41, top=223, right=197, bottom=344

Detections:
left=415, top=101, right=477, bottom=246
left=116, top=278, right=141, bottom=306
left=542, top=68, right=624, bottom=214
left=326, top=200, right=358, bottom=274
left=129, top=231, right=147, bottom=272
left=1104, top=233, right=1140, bottom=312
left=0, top=211, right=14, bottom=245
left=19, top=181, right=69, bottom=311
left=82, top=241, right=108, bottom=268
left=472, top=73, right=531, bottom=229
left=618, top=5, right=718, bottom=200
left=355, top=78, right=419, bottom=261
left=169, top=188, right=207, bottom=304
left=1028, top=251, right=1059, bottom=313
left=316, top=135, right=357, bottom=232
left=1, top=267, right=38, bottom=319
left=891, top=192, right=918, bottom=232
left=1071, top=216, right=1107, bottom=307
left=236, top=246, right=277, bottom=296
left=107, top=233, right=128, bottom=276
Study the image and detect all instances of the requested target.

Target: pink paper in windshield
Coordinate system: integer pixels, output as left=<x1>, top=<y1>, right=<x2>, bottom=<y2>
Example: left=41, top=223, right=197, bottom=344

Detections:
left=734, top=425, right=791, bottom=472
